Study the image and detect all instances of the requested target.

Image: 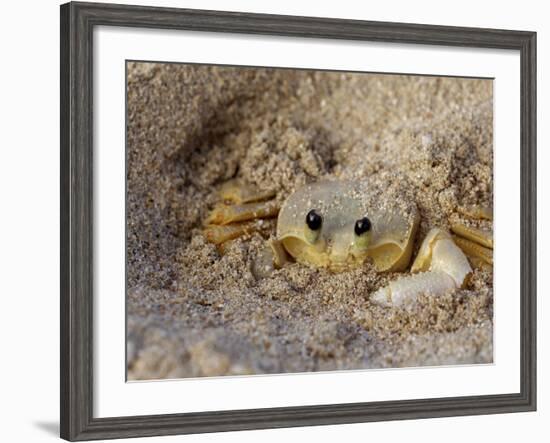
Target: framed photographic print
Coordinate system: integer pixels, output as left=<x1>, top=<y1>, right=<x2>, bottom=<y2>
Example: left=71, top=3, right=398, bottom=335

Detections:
left=60, top=1, right=537, bottom=441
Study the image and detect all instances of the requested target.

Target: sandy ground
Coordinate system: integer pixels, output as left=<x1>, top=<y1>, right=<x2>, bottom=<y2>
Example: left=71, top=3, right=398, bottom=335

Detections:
left=126, top=62, right=493, bottom=380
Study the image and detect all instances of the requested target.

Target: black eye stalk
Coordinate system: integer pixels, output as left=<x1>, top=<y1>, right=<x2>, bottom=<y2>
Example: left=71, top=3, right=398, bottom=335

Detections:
left=354, top=217, right=372, bottom=236
left=306, top=209, right=323, bottom=231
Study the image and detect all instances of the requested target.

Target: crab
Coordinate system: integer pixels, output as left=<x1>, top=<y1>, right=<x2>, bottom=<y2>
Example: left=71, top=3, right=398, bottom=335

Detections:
left=203, top=178, right=493, bottom=308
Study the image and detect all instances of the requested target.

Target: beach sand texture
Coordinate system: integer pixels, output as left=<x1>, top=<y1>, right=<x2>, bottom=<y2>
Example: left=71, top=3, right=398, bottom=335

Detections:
left=126, top=62, right=493, bottom=380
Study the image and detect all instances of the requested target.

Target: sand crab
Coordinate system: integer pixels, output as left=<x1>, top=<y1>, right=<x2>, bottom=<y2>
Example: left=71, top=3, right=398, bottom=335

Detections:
left=203, top=178, right=493, bottom=307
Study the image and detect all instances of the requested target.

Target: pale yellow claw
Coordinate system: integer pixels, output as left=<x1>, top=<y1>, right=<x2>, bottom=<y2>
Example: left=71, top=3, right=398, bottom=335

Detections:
left=410, top=228, right=449, bottom=273
left=450, top=223, right=493, bottom=249
left=371, top=271, right=457, bottom=308
left=372, top=228, right=472, bottom=308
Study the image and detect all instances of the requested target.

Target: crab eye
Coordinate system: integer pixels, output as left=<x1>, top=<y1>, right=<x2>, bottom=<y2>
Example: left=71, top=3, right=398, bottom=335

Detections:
left=355, top=217, right=372, bottom=236
left=306, top=209, right=323, bottom=231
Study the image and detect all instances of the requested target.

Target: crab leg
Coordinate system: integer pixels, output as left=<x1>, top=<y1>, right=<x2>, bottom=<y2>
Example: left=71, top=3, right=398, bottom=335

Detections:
left=371, top=228, right=472, bottom=308
left=457, top=205, right=493, bottom=221
left=205, top=200, right=280, bottom=225
left=219, top=179, right=276, bottom=204
left=452, top=235, right=493, bottom=266
left=450, top=223, right=493, bottom=249
left=466, top=256, right=493, bottom=271
left=203, top=220, right=273, bottom=244
left=203, top=179, right=280, bottom=248
left=450, top=202, right=494, bottom=268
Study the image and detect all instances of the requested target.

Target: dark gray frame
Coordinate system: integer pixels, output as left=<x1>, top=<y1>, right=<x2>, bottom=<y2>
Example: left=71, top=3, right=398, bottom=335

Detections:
left=60, top=1, right=537, bottom=441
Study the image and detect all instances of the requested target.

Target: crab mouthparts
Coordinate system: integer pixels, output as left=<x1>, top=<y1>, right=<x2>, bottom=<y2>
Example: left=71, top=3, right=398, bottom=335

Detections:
left=326, top=253, right=365, bottom=272
left=326, top=246, right=349, bottom=261
left=324, top=242, right=365, bottom=271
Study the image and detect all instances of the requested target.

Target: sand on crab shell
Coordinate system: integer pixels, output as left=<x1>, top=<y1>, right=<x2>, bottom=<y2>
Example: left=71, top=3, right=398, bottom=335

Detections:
left=126, top=62, right=493, bottom=380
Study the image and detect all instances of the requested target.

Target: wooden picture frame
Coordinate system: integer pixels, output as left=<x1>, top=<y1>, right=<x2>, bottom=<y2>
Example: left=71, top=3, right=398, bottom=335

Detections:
left=60, top=2, right=536, bottom=440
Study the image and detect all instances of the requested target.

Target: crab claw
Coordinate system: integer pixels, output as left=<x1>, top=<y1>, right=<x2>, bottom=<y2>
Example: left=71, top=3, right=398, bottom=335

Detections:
left=371, top=228, right=472, bottom=308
